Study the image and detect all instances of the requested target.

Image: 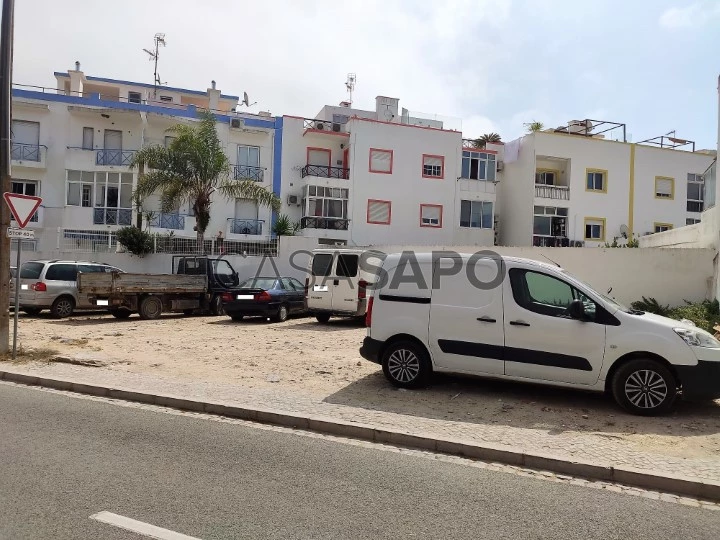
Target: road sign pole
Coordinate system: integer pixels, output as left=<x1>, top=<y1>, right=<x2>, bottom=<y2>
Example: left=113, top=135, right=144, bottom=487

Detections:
left=11, top=239, right=19, bottom=358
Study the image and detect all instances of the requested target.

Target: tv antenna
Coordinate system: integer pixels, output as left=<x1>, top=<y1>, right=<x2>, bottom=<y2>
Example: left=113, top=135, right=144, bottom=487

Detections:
left=345, top=73, right=356, bottom=105
left=143, top=33, right=166, bottom=98
left=239, top=91, right=257, bottom=108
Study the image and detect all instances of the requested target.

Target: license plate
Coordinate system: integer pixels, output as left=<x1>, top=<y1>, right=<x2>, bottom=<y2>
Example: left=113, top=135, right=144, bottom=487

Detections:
left=96, top=299, right=109, bottom=306
left=313, top=285, right=328, bottom=292
left=236, top=294, right=254, bottom=300
left=20, top=284, right=28, bottom=290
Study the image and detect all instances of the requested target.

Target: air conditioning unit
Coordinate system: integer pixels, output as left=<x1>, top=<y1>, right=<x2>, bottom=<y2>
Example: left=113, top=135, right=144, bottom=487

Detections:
left=314, top=121, right=326, bottom=130
left=332, top=123, right=341, bottom=132
left=230, top=118, right=242, bottom=129
left=496, top=160, right=504, bottom=172
left=287, top=195, right=299, bottom=205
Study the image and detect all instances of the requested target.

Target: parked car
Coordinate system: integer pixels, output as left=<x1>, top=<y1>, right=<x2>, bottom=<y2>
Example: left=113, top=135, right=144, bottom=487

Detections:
left=305, top=248, right=385, bottom=323
left=360, top=252, right=720, bottom=416
left=221, top=276, right=306, bottom=322
left=16, top=260, right=123, bottom=318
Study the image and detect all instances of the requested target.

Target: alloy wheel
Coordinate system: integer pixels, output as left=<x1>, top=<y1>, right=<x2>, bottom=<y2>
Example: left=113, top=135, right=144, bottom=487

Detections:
left=624, top=369, right=668, bottom=409
left=387, top=348, right=420, bottom=384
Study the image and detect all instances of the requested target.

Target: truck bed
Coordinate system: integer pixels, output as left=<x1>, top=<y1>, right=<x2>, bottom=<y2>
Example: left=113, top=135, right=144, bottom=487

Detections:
left=78, top=272, right=208, bottom=295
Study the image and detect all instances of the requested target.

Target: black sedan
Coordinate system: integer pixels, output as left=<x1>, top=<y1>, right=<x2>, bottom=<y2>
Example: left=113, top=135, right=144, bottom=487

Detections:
left=221, top=276, right=306, bottom=322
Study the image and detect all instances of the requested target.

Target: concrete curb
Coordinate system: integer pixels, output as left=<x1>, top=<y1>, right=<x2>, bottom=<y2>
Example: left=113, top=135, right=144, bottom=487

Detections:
left=2, top=369, right=719, bottom=502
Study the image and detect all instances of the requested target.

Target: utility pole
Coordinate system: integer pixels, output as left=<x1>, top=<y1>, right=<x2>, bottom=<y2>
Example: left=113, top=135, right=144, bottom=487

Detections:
left=0, top=0, right=15, bottom=355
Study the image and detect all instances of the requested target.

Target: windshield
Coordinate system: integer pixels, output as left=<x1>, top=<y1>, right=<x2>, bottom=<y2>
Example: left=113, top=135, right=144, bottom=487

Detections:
left=239, top=278, right=277, bottom=290
left=560, top=270, right=631, bottom=313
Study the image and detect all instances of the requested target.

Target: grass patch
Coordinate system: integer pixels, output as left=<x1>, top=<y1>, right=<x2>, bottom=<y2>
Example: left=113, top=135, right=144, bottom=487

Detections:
left=1, top=346, right=60, bottom=364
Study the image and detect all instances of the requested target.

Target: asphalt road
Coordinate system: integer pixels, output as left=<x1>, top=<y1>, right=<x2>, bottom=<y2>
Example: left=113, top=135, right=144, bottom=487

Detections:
left=0, top=384, right=718, bottom=540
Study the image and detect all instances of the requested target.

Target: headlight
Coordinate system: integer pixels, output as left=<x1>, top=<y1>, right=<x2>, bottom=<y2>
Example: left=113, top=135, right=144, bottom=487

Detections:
left=673, top=327, right=720, bottom=348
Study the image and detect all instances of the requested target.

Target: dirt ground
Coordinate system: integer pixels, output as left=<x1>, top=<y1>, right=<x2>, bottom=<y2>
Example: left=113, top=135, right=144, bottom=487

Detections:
left=7, top=310, right=720, bottom=461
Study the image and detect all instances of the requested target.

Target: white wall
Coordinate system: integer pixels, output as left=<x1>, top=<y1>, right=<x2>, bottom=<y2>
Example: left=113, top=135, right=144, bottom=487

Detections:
left=497, top=136, right=535, bottom=246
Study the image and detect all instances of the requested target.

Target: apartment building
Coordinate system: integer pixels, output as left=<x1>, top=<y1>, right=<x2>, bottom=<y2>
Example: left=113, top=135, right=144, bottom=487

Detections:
left=498, top=120, right=716, bottom=247
left=10, top=64, right=280, bottom=252
left=278, top=96, right=499, bottom=247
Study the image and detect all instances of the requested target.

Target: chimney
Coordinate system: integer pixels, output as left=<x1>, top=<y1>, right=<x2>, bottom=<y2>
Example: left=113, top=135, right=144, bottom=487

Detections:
left=69, top=61, right=85, bottom=96
left=211, top=80, right=216, bottom=90
left=75, top=61, right=80, bottom=71
left=207, top=81, right=221, bottom=110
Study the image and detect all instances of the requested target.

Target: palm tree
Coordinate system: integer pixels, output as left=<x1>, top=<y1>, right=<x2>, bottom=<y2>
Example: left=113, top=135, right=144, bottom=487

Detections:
left=131, top=110, right=280, bottom=252
left=525, top=121, right=544, bottom=133
left=473, top=133, right=502, bottom=149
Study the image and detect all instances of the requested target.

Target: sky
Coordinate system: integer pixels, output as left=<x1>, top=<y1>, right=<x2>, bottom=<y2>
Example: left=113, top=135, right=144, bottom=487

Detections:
left=10, top=0, right=720, bottom=148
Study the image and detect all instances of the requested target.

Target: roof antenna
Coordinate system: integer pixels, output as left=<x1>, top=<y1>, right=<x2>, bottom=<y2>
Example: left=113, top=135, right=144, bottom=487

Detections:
left=540, top=254, right=561, bottom=267
left=143, top=33, right=166, bottom=98
left=345, top=73, right=356, bottom=105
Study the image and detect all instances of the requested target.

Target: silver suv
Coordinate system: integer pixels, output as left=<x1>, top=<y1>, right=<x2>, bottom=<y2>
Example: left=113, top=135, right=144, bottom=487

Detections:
left=17, top=260, right=123, bottom=318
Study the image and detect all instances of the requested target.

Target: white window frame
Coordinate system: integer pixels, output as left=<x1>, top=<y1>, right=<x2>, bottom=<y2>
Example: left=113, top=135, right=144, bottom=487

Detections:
left=584, top=218, right=605, bottom=241
left=238, top=145, right=260, bottom=167
left=535, top=170, right=556, bottom=186
left=586, top=170, right=606, bottom=192
left=82, top=127, right=94, bottom=150
left=302, top=185, right=349, bottom=219
left=420, top=204, right=443, bottom=228
left=461, top=150, right=496, bottom=181
left=422, top=154, right=444, bottom=179
left=66, top=170, right=134, bottom=209
left=687, top=173, right=704, bottom=213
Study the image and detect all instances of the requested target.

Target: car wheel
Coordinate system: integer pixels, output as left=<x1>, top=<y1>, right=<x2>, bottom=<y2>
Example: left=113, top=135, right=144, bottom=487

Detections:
left=139, top=295, right=163, bottom=320
left=315, top=313, right=331, bottom=323
left=109, top=308, right=132, bottom=319
left=611, top=359, right=678, bottom=416
left=230, top=314, right=244, bottom=322
left=22, top=307, right=42, bottom=316
left=50, top=296, right=75, bottom=319
left=210, top=295, right=224, bottom=316
left=381, top=340, right=432, bottom=389
left=273, top=304, right=289, bottom=323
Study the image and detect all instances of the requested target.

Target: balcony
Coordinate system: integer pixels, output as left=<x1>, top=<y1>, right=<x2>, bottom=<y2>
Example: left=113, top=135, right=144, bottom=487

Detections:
left=535, top=185, right=570, bottom=200
left=300, top=216, right=349, bottom=230
left=11, top=143, right=46, bottom=168
left=301, top=165, right=349, bottom=180
left=228, top=218, right=263, bottom=235
left=149, top=213, right=186, bottom=230
left=96, top=149, right=137, bottom=166
left=233, top=165, right=264, bottom=182
left=94, top=207, right=132, bottom=226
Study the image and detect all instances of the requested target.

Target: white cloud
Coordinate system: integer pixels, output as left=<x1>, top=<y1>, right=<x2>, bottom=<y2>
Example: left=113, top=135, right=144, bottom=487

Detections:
left=658, top=2, right=720, bottom=29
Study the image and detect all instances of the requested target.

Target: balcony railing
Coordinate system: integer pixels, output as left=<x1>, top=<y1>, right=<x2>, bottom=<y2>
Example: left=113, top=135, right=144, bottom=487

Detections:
left=535, top=184, right=570, bottom=200
left=149, top=213, right=186, bottom=230
left=301, top=216, right=349, bottom=230
left=93, top=207, right=132, bottom=226
left=233, top=165, right=264, bottom=182
left=96, top=149, right=137, bottom=166
left=11, top=142, right=44, bottom=162
left=229, top=218, right=263, bottom=235
left=301, top=164, right=349, bottom=179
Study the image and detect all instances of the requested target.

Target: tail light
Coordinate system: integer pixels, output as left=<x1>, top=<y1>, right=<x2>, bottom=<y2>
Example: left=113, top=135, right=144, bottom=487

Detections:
left=365, top=296, right=374, bottom=327
left=254, top=290, right=272, bottom=302
left=31, top=282, right=46, bottom=292
left=358, top=279, right=367, bottom=300
left=221, top=292, right=234, bottom=303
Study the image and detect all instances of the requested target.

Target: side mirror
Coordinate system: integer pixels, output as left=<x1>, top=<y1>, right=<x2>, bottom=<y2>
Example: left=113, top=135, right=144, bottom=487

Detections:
left=568, top=299, right=585, bottom=320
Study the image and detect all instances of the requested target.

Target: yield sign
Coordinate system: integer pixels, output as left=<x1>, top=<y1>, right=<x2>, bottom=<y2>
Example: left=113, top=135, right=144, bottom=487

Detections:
left=3, top=192, right=42, bottom=229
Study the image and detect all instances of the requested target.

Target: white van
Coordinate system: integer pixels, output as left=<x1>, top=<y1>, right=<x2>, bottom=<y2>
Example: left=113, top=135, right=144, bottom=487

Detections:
left=305, top=248, right=385, bottom=323
left=360, top=252, right=720, bottom=415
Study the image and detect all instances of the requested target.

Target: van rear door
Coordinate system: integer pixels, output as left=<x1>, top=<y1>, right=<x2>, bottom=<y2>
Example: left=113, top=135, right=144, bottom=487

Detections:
left=331, top=253, right=360, bottom=314
left=428, top=255, right=505, bottom=375
left=308, top=252, right=334, bottom=311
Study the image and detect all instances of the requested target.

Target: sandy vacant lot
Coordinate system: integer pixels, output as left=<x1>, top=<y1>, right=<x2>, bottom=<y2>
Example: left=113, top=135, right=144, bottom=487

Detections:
left=7, top=310, right=720, bottom=460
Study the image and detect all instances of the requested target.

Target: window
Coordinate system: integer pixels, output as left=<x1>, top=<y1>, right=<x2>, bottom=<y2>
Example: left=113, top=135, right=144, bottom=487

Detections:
left=509, top=269, right=597, bottom=320
left=367, top=199, right=391, bottom=225
left=303, top=186, right=348, bottom=219
left=164, top=135, right=176, bottom=148
left=461, top=151, right=496, bottom=181
left=584, top=217, right=605, bottom=241
left=10, top=180, right=39, bottom=222
left=78, top=264, right=106, bottom=273
left=422, top=154, right=444, bottom=179
left=82, top=127, right=94, bottom=150
left=19, top=262, right=43, bottom=280
left=535, top=170, right=556, bottom=185
left=238, top=145, right=260, bottom=167
left=687, top=173, right=704, bottom=212
left=655, top=176, right=674, bottom=199
left=460, top=200, right=493, bottom=228
left=128, top=91, right=142, bottom=104
left=45, top=264, right=78, bottom=281
left=586, top=169, right=607, bottom=192
left=687, top=218, right=701, bottom=225
left=654, top=223, right=673, bottom=233
left=311, top=254, right=333, bottom=277
left=160, top=95, right=173, bottom=102
left=420, top=204, right=443, bottom=228
left=336, top=254, right=359, bottom=277
left=369, top=148, right=393, bottom=174
left=66, top=170, right=133, bottom=210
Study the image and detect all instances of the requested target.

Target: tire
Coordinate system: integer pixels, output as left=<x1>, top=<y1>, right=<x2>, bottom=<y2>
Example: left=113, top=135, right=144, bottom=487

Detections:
left=22, top=307, right=42, bottom=316
left=139, top=295, right=163, bottom=320
left=50, top=296, right=75, bottom=319
left=381, top=340, right=432, bottom=389
left=315, top=313, right=331, bottom=323
left=210, top=295, right=224, bottom=316
left=110, top=308, right=132, bottom=319
left=611, top=359, right=678, bottom=416
left=230, top=314, right=244, bottom=322
left=273, top=304, right=289, bottom=323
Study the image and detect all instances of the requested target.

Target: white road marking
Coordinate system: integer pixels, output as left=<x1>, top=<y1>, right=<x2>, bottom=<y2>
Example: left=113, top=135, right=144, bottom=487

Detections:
left=90, top=511, right=201, bottom=539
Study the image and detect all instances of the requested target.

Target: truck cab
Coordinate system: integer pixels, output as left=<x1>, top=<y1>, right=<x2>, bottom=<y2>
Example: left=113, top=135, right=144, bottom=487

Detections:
left=172, top=256, right=240, bottom=315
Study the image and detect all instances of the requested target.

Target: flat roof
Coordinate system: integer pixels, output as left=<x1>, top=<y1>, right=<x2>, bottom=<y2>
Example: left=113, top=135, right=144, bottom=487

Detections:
left=54, top=72, right=240, bottom=100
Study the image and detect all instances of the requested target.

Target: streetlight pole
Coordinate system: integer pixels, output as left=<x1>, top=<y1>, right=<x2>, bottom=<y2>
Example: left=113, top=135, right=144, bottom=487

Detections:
left=0, top=0, right=15, bottom=354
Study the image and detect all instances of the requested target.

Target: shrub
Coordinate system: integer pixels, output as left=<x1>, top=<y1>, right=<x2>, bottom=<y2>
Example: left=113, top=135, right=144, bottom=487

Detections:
left=630, top=296, right=670, bottom=316
left=116, top=226, right=153, bottom=257
left=272, top=214, right=300, bottom=236
left=631, top=297, right=720, bottom=334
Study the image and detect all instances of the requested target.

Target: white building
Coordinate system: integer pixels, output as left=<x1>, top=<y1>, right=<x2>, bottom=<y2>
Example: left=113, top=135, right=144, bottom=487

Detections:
left=10, top=64, right=280, bottom=253
left=498, top=119, right=716, bottom=247
left=278, top=96, right=499, bottom=247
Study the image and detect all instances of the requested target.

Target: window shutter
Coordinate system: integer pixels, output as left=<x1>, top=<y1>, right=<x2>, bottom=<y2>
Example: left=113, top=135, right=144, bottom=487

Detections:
left=308, top=149, right=329, bottom=167
left=370, top=150, right=392, bottom=173
left=368, top=200, right=390, bottom=223
left=656, top=178, right=673, bottom=197
left=423, top=155, right=442, bottom=168
left=421, top=205, right=442, bottom=226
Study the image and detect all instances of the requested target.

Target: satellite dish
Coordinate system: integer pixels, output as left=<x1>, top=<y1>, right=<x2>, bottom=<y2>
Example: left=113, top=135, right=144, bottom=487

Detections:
left=619, top=224, right=629, bottom=239
left=239, top=91, right=257, bottom=108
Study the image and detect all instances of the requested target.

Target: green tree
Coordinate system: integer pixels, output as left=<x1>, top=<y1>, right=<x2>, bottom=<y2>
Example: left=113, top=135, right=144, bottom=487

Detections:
left=525, top=121, right=544, bottom=133
left=473, top=133, right=502, bottom=149
left=131, top=111, right=280, bottom=252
